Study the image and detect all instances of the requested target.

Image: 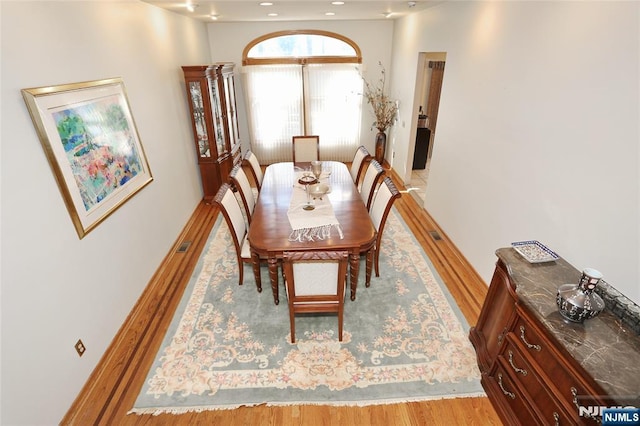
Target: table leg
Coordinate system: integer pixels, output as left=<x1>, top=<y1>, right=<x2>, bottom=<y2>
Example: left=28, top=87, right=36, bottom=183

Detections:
left=268, top=256, right=279, bottom=305
left=349, top=252, right=360, bottom=301
left=251, top=250, right=262, bottom=292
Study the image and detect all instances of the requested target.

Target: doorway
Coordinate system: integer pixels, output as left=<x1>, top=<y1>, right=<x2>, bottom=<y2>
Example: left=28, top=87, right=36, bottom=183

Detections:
left=408, top=52, right=446, bottom=205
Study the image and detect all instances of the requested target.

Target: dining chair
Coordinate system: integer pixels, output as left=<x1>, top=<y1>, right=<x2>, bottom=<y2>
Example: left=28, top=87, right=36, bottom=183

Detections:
left=292, top=135, right=320, bottom=163
left=243, top=150, right=263, bottom=193
left=359, top=159, right=385, bottom=211
left=213, top=183, right=260, bottom=289
left=350, top=145, right=372, bottom=188
left=282, top=250, right=349, bottom=343
left=229, top=164, right=256, bottom=226
left=366, top=177, right=401, bottom=285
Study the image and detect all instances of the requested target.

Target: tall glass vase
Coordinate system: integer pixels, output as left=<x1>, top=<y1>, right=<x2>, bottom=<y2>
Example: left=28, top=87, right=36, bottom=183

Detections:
left=375, top=131, right=387, bottom=164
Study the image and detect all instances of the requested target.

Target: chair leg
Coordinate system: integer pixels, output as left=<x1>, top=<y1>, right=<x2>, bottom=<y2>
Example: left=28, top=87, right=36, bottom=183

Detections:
left=338, top=308, right=344, bottom=342
left=289, top=310, right=296, bottom=343
left=250, top=251, right=262, bottom=292
left=365, top=249, right=373, bottom=287
left=238, top=255, right=244, bottom=285
left=374, top=245, right=380, bottom=278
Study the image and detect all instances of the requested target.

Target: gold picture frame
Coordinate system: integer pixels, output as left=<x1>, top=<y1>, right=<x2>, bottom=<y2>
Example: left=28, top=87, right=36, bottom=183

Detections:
left=22, top=78, right=153, bottom=239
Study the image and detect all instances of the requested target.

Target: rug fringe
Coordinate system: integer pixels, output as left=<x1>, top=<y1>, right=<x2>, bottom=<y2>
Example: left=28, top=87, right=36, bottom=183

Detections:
left=128, top=392, right=487, bottom=416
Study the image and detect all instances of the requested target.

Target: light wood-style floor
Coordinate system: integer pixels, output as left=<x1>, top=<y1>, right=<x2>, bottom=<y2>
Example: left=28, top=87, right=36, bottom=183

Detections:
left=61, top=166, right=502, bottom=425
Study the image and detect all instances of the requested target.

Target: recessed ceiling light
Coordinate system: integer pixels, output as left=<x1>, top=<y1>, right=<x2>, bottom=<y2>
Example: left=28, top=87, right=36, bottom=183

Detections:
left=267, top=12, right=278, bottom=16
left=260, top=2, right=273, bottom=5
left=186, top=2, right=198, bottom=12
left=210, top=14, right=219, bottom=20
left=331, top=1, right=345, bottom=5
left=382, top=12, right=392, bottom=18
left=325, top=12, right=335, bottom=16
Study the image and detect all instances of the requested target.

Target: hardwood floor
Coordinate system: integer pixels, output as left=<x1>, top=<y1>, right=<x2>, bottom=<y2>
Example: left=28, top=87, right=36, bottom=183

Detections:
left=61, top=166, right=501, bottom=425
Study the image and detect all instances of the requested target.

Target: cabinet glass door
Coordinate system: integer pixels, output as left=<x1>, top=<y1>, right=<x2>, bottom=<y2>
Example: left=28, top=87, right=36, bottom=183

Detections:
left=188, top=81, right=210, bottom=158
left=209, top=79, right=227, bottom=156
left=223, top=74, right=240, bottom=151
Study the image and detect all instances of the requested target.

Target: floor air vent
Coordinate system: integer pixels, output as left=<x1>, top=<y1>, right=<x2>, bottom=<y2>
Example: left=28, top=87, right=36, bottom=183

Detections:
left=177, top=241, right=192, bottom=253
left=428, top=231, right=442, bottom=241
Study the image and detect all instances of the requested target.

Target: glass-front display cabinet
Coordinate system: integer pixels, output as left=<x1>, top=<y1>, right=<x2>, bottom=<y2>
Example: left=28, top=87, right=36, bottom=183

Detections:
left=182, top=63, right=241, bottom=203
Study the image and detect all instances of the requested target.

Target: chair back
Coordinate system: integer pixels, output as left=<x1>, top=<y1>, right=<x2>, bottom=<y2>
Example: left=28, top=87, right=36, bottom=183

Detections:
left=359, top=160, right=385, bottom=211
left=292, top=136, right=320, bottom=163
left=229, top=164, right=255, bottom=225
left=369, top=177, right=401, bottom=234
left=350, top=145, right=371, bottom=187
left=213, top=183, right=247, bottom=260
left=366, top=177, right=401, bottom=281
left=282, top=250, right=349, bottom=342
left=243, top=150, right=263, bottom=190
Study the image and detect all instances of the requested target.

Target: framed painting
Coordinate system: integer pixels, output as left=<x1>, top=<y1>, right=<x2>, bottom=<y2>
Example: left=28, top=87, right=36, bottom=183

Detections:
left=22, top=78, right=153, bottom=239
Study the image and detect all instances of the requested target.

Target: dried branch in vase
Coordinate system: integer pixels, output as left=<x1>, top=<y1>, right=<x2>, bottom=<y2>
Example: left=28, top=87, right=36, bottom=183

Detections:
left=362, top=61, right=398, bottom=133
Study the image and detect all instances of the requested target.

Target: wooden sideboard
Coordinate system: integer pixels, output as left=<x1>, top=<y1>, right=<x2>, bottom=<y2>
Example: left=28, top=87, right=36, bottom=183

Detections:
left=469, top=248, right=640, bottom=425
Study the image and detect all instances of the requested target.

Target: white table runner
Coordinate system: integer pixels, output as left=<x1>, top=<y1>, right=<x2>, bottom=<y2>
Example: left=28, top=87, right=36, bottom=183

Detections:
left=287, top=173, right=343, bottom=242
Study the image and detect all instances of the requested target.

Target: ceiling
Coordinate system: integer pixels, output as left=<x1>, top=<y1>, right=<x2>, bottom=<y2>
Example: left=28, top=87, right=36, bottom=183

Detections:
left=141, top=1, right=437, bottom=22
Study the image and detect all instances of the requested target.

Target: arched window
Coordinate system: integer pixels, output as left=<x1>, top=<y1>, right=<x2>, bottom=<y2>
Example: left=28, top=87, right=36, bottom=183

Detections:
left=242, top=30, right=363, bottom=163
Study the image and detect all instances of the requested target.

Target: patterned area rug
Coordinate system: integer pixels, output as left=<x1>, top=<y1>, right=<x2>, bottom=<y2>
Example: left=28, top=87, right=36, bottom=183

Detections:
left=130, top=208, right=483, bottom=415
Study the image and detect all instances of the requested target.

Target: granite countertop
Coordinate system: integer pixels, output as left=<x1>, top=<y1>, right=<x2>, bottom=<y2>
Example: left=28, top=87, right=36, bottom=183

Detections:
left=496, top=247, right=640, bottom=404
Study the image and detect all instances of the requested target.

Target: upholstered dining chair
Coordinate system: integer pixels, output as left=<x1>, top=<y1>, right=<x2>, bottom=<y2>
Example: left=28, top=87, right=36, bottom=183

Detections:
left=282, top=250, right=349, bottom=343
left=292, top=135, right=320, bottom=163
left=229, top=164, right=256, bottom=226
left=213, top=183, right=260, bottom=289
left=243, top=150, right=263, bottom=193
left=365, top=177, right=401, bottom=285
left=359, top=159, right=385, bottom=211
left=350, top=145, right=372, bottom=188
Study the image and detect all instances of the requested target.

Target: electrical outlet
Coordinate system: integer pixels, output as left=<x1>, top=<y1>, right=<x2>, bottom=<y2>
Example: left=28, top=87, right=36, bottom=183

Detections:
left=75, top=339, right=86, bottom=357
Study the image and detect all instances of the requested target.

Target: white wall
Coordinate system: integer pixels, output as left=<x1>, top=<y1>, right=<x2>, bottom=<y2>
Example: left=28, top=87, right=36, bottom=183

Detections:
left=1, top=2, right=211, bottom=424
left=390, top=2, right=640, bottom=302
left=206, top=20, right=395, bottom=158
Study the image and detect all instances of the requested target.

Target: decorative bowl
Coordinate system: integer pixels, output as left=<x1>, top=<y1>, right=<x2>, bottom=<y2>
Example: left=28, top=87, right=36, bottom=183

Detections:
left=298, top=175, right=318, bottom=185
left=308, top=183, right=330, bottom=199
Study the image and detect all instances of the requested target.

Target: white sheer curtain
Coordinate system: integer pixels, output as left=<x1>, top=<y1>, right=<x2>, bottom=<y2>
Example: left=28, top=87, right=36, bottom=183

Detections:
left=243, top=65, right=303, bottom=163
left=306, top=64, right=362, bottom=162
left=243, top=64, right=363, bottom=164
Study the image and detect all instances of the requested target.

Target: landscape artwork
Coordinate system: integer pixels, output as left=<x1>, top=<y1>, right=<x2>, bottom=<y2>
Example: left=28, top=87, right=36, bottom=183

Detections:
left=22, top=78, right=153, bottom=238
left=52, top=96, right=143, bottom=211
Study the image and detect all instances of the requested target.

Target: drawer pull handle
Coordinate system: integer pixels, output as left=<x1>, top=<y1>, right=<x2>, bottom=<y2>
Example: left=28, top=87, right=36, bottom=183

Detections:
left=508, top=350, right=528, bottom=376
left=553, top=412, right=560, bottom=426
left=571, top=387, right=600, bottom=423
left=497, top=327, right=506, bottom=346
left=497, top=373, right=516, bottom=399
left=520, top=326, right=541, bottom=351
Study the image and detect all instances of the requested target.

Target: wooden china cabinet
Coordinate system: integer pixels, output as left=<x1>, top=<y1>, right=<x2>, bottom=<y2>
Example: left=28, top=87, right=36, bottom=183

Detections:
left=182, top=63, right=242, bottom=203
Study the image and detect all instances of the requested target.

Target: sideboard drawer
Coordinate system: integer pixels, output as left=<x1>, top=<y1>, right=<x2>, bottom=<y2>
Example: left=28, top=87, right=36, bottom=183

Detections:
left=512, top=314, right=602, bottom=413
left=487, top=361, right=539, bottom=426
left=501, top=335, right=574, bottom=425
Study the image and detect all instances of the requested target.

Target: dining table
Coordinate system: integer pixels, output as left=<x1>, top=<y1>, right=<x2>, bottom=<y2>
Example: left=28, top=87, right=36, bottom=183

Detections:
left=248, top=161, right=376, bottom=305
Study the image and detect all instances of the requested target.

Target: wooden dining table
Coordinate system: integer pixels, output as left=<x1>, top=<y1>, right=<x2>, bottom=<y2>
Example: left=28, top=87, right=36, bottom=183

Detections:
left=248, top=161, right=376, bottom=305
